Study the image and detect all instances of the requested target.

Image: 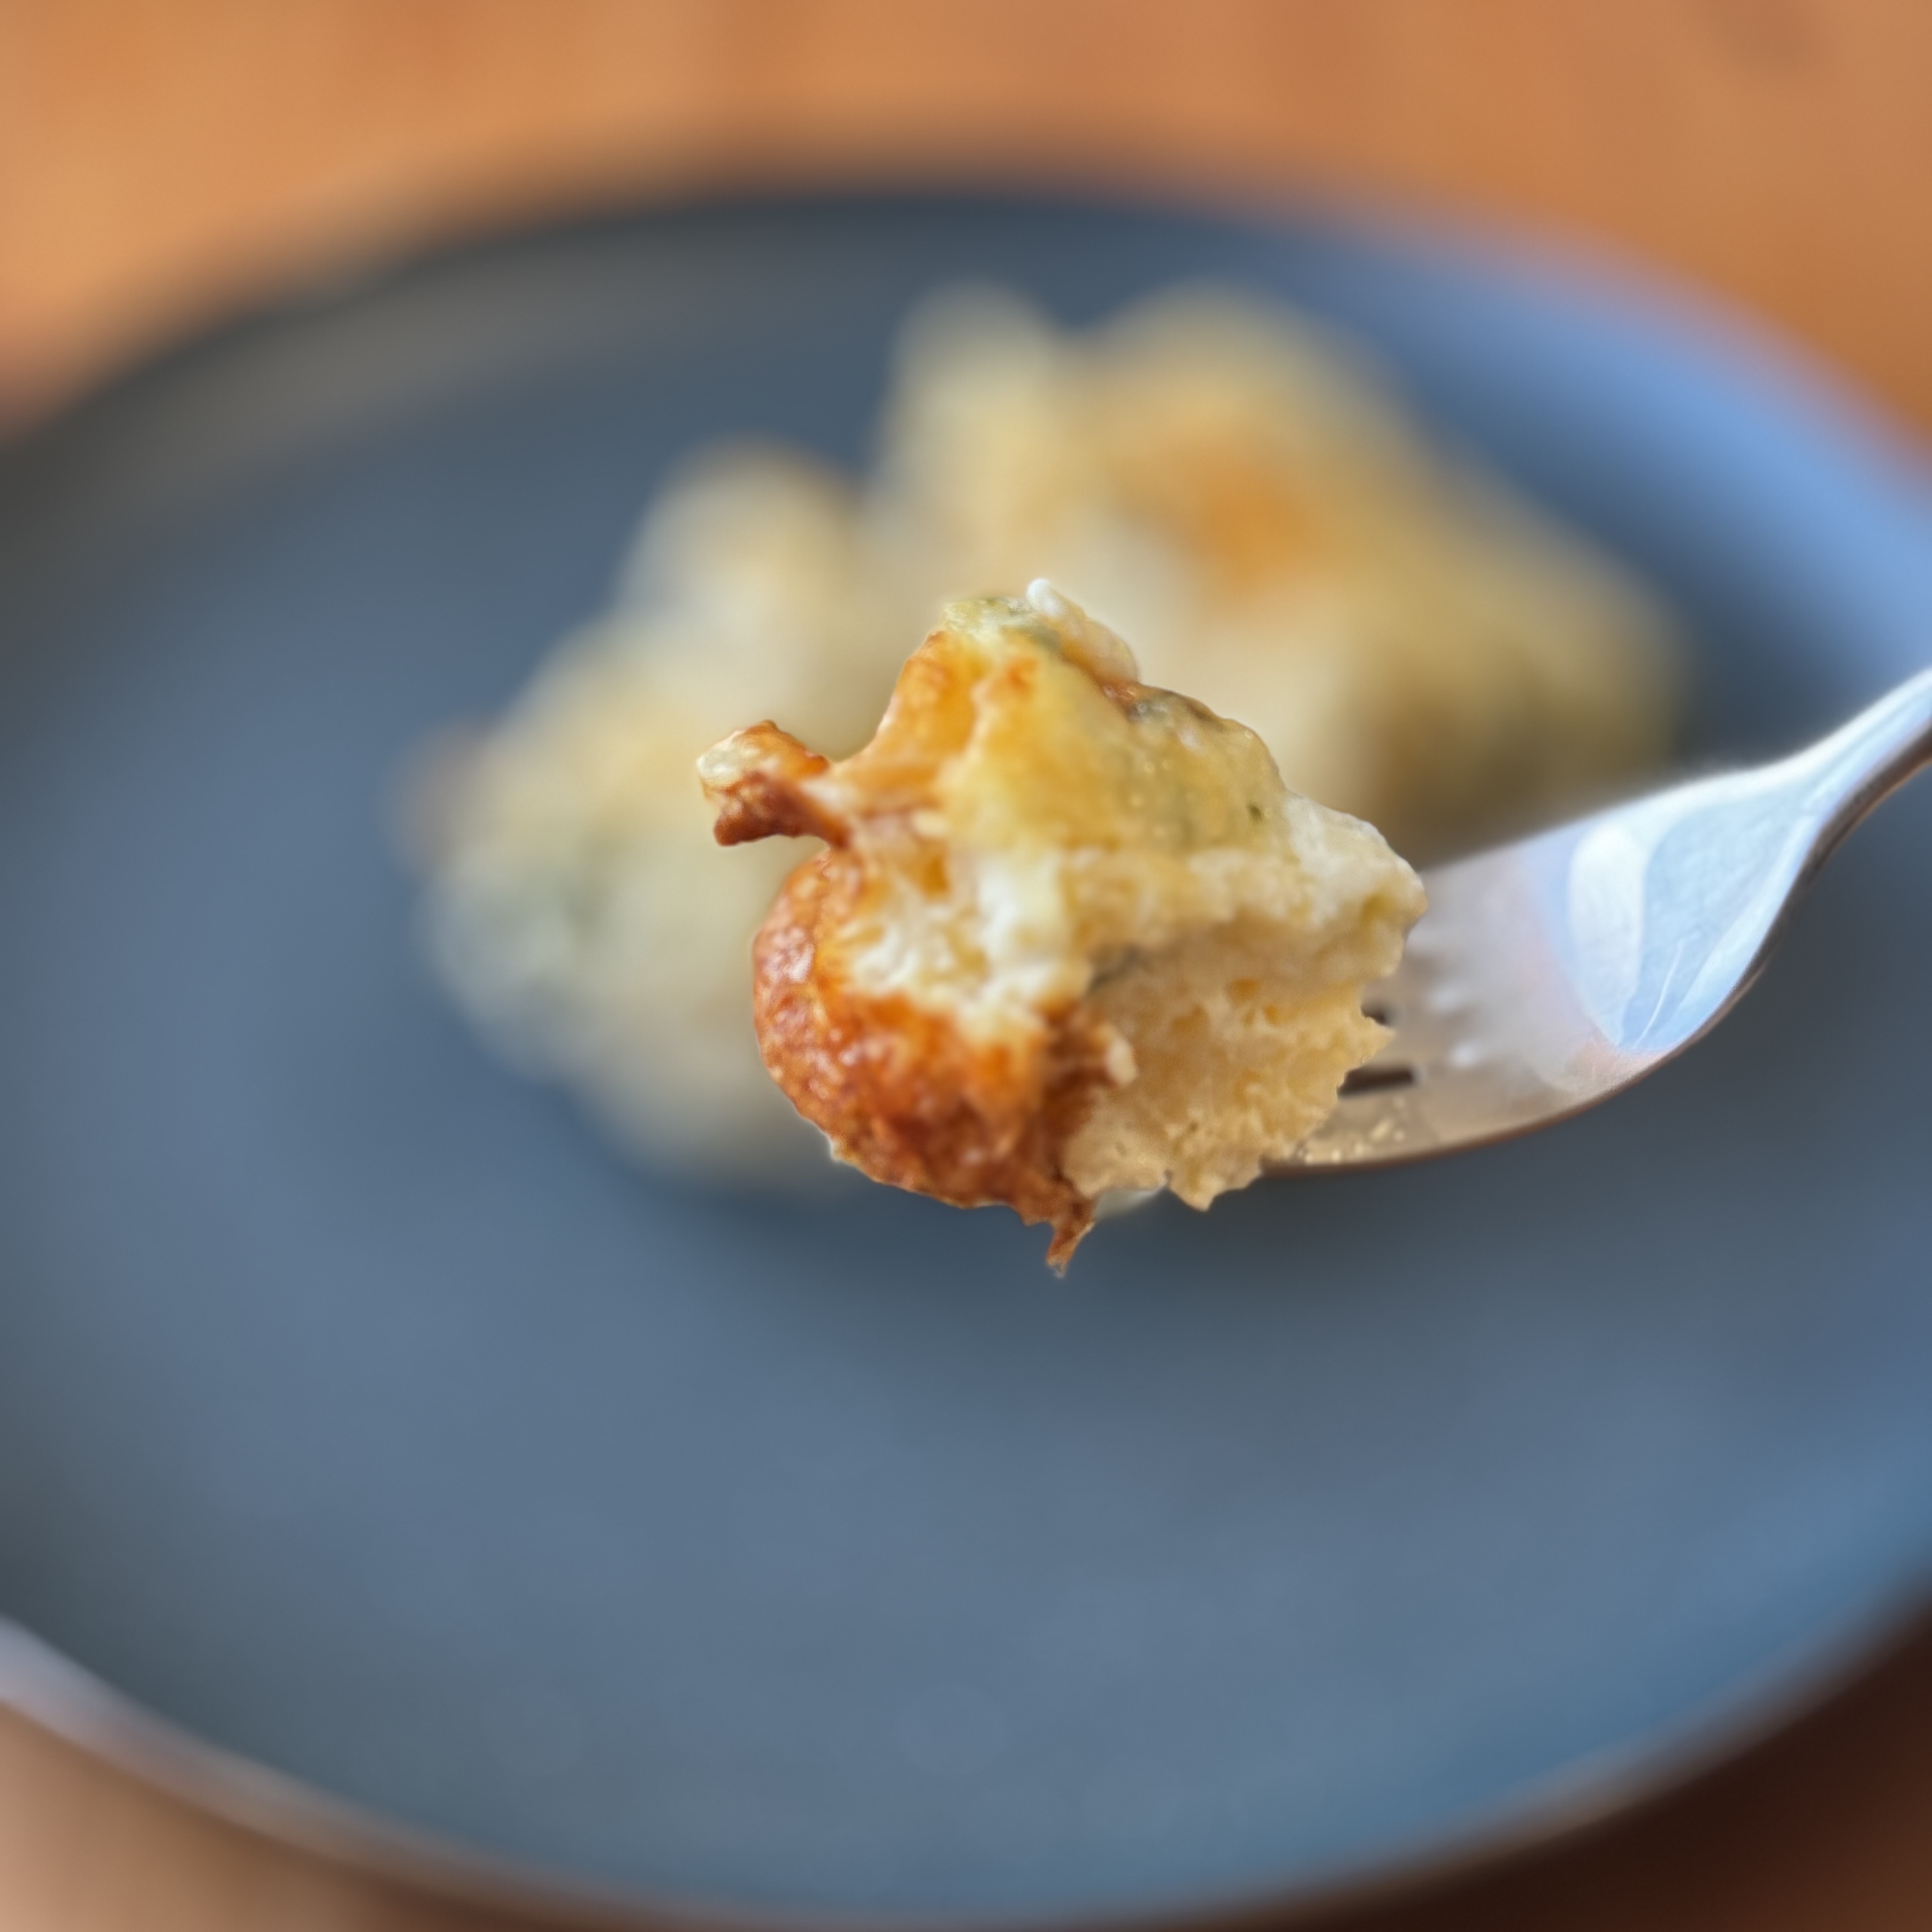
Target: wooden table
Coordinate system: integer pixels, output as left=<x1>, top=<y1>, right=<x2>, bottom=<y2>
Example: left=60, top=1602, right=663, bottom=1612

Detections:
left=3, top=5, right=1930, bottom=1926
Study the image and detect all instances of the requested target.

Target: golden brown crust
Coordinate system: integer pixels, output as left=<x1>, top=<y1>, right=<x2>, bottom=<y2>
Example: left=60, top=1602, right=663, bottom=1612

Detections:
left=751, top=851, right=1110, bottom=1268
left=703, top=723, right=843, bottom=847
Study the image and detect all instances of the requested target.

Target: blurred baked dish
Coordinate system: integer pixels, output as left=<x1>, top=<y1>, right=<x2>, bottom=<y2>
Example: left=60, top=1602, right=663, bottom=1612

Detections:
left=412, top=454, right=894, bottom=1179
left=701, top=585, right=1423, bottom=1262
left=413, top=285, right=1676, bottom=1183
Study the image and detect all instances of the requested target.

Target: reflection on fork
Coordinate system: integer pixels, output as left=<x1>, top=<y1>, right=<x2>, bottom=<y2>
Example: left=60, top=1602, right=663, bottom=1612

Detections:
left=1287, top=670, right=1932, bottom=1171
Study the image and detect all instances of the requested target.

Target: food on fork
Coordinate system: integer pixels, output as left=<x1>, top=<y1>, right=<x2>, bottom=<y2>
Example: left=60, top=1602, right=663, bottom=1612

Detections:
left=699, top=585, right=1425, bottom=1264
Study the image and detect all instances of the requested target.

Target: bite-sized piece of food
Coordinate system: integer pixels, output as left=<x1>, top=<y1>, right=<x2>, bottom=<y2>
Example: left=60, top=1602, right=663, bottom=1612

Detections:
left=699, top=584, right=1426, bottom=1264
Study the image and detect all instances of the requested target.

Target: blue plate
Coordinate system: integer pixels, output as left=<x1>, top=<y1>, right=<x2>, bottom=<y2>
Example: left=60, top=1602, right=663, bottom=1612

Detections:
left=1, top=195, right=1929, bottom=1928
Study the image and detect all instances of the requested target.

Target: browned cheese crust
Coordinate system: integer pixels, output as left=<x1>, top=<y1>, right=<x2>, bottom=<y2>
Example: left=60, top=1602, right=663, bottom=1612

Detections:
left=728, top=760, right=1112, bottom=1268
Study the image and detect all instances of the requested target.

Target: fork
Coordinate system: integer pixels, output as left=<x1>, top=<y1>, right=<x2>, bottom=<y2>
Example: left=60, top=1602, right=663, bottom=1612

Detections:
left=1284, top=669, right=1932, bottom=1170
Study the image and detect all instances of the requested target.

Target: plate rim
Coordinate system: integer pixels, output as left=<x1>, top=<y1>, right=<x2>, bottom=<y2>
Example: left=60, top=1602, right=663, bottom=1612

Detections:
left=4, top=1593, right=1928, bottom=1932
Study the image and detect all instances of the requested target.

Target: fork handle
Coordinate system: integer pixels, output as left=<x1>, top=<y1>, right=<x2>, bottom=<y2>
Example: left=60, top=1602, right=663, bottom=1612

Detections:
left=1797, top=667, right=1932, bottom=860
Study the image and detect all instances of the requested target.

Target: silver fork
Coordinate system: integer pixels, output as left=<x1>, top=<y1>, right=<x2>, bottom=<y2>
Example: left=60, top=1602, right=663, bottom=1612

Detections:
left=1284, top=669, right=1932, bottom=1170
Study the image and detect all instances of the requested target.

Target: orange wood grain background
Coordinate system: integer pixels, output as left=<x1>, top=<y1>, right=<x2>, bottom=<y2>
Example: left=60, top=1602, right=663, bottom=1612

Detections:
left=4, top=0, right=1932, bottom=429
left=2, top=3, right=1931, bottom=1928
